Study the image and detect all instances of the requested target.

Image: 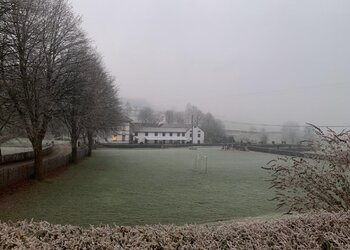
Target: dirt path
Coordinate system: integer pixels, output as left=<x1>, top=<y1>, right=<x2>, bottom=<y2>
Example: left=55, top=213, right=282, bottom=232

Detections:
left=0, top=144, right=75, bottom=191
left=0, top=144, right=71, bottom=171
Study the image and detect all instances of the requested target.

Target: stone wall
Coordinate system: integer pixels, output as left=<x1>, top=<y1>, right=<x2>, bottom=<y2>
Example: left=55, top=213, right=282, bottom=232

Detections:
left=247, top=145, right=318, bottom=158
left=0, top=146, right=53, bottom=165
left=0, top=146, right=88, bottom=189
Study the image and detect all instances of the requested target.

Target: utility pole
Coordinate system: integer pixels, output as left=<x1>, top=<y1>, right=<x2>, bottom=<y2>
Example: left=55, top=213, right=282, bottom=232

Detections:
left=191, top=114, right=194, bottom=144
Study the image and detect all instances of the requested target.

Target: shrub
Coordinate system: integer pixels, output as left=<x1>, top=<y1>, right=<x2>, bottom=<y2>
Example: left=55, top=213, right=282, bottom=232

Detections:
left=264, top=125, right=350, bottom=213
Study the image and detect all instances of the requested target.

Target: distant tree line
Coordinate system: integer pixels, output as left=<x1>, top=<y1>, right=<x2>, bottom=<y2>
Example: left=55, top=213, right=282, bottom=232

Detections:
left=281, top=122, right=317, bottom=144
left=136, top=103, right=226, bottom=143
left=0, top=0, right=121, bottom=179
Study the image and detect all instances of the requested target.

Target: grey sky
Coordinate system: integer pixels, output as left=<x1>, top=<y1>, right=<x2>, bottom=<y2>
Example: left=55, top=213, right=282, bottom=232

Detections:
left=71, top=0, right=350, bottom=126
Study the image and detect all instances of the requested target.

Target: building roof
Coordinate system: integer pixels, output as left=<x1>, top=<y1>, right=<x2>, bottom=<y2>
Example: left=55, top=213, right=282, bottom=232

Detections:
left=132, top=123, right=203, bottom=133
left=161, top=124, right=204, bottom=132
left=160, top=124, right=192, bottom=129
left=120, top=114, right=132, bottom=123
left=135, top=127, right=188, bottom=133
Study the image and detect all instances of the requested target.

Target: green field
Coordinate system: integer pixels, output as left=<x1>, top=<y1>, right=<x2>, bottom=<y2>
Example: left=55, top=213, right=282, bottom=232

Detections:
left=0, top=147, right=279, bottom=226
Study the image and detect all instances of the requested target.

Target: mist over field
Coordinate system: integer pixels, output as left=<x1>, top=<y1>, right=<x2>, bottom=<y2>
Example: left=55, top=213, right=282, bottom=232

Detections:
left=1, top=1, right=350, bottom=248
left=71, top=0, right=350, bottom=125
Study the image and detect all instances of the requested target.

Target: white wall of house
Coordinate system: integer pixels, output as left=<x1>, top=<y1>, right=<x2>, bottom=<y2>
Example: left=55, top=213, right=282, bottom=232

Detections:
left=134, top=126, right=205, bottom=144
left=134, top=132, right=187, bottom=144
left=104, top=123, right=130, bottom=144
left=185, top=127, right=205, bottom=144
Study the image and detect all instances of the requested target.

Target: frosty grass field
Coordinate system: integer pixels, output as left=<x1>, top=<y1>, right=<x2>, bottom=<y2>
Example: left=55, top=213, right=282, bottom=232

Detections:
left=0, top=147, right=279, bottom=226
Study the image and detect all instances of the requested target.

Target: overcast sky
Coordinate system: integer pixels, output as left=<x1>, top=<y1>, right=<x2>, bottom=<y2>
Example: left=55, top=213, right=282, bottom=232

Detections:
left=70, top=0, right=350, bottom=126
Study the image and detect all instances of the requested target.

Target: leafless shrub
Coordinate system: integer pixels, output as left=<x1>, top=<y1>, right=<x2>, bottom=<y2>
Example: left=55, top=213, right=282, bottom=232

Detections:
left=264, top=124, right=350, bottom=214
left=0, top=211, right=349, bottom=249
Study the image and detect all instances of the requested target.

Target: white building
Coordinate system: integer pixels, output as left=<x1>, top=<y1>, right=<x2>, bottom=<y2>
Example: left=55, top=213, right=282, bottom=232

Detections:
left=133, top=124, right=205, bottom=144
left=101, top=118, right=131, bottom=144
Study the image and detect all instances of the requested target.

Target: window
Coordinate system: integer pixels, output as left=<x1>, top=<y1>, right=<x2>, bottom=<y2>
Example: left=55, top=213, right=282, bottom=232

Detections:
left=198, top=134, right=200, bottom=138
left=198, top=140, right=200, bottom=144
left=122, top=135, right=126, bottom=141
left=162, top=132, right=166, bottom=136
left=145, top=132, right=148, bottom=136
left=177, top=132, right=180, bottom=136
left=170, top=133, right=173, bottom=137
left=190, top=133, right=192, bottom=137
left=135, top=132, right=138, bottom=136
left=155, top=132, right=158, bottom=136
left=155, top=140, right=158, bottom=144
left=182, top=133, right=185, bottom=136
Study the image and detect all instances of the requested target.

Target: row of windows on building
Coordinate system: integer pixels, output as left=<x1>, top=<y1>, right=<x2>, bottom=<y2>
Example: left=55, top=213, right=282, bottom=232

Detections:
left=134, top=132, right=201, bottom=137
left=144, top=140, right=201, bottom=144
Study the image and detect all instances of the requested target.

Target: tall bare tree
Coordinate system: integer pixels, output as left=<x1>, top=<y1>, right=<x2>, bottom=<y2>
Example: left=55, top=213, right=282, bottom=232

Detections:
left=200, top=113, right=226, bottom=143
left=164, top=110, right=175, bottom=124
left=260, top=128, right=268, bottom=144
left=281, top=122, right=301, bottom=144
left=0, top=0, right=86, bottom=179
left=138, top=107, right=158, bottom=124
left=185, top=104, right=203, bottom=126
left=59, top=48, right=121, bottom=161
left=83, top=72, right=121, bottom=157
left=58, top=44, right=96, bottom=163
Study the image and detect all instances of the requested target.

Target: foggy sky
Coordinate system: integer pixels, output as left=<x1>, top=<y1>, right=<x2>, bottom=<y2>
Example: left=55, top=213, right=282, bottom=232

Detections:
left=70, top=0, right=350, bottom=126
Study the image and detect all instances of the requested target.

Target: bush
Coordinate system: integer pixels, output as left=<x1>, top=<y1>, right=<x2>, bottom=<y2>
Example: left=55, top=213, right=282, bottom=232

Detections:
left=264, top=125, right=350, bottom=213
left=0, top=211, right=349, bottom=249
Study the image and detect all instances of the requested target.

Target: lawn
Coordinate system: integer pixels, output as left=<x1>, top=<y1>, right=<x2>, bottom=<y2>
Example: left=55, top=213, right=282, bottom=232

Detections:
left=0, top=147, right=279, bottom=226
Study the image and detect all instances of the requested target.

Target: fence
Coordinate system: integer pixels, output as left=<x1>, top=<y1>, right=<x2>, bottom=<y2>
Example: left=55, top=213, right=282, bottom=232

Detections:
left=247, top=145, right=320, bottom=159
left=0, top=146, right=88, bottom=189
left=0, top=146, right=53, bottom=165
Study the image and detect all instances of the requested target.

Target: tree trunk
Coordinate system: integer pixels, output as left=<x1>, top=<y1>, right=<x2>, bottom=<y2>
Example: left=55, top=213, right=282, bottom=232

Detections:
left=70, top=122, right=80, bottom=163
left=87, top=130, right=93, bottom=157
left=71, top=136, right=78, bottom=163
left=32, top=139, right=44, bottom=180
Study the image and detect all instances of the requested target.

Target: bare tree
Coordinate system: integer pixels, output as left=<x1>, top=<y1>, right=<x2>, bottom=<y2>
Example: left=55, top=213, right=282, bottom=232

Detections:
left=59, top=46, right=122, bottom=160
left=0, top=76, right=24, bottom=157
left=264, top=125, right=350, bottom=214
left=58, top=44, right=98, bottom=162
left=281, top=122, right=301, bottom=144
left=164, top=110, right=175, bottom=124
left=173, top=111, right=186, bottom=124
left=260, top=128, right=268, bottom=144
left=199, top=112, right=226, bottom=143
left=303, top=125, right=316, bottom=143
left=185, top=104, right=203, bottom=126
left=124, top=101, right=133, bottom=117
left=0, top=0, right=86, bottom=179
left=82, top=63, right=121, bottom=157
left=138, top=107, right=158, bottom=124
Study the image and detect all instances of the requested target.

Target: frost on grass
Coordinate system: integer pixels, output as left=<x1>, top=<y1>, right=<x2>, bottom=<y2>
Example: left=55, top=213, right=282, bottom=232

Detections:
left=0, top=211, right=349, bottom=249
